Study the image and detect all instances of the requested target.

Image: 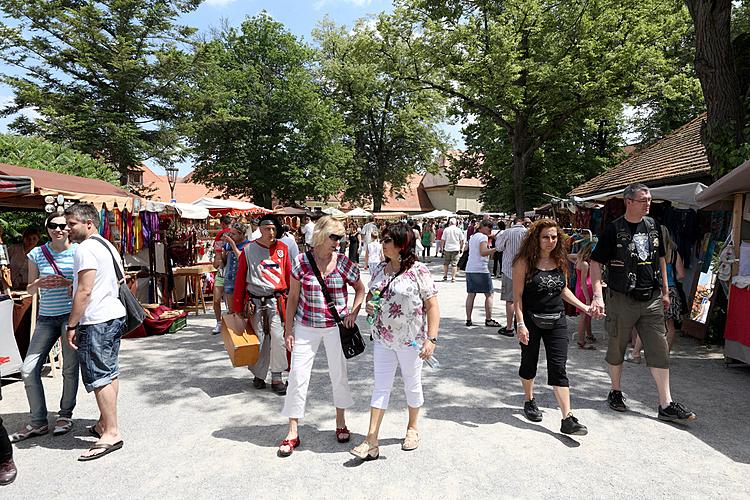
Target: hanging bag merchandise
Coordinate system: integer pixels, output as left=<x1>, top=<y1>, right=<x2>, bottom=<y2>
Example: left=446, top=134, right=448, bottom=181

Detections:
left=92, top=237, right=146, bottom=333
left=306, top=251, right=365, bottom=359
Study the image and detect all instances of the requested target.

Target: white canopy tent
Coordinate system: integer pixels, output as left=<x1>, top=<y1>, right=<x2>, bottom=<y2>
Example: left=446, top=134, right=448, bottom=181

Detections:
left=321, top=207, right=345, bottom=216
left=695, top=159, right=750, bottom=208
left=571, top=182, right=708, bottom=209
left=345, top=207, right=372, bottom=218
left=413, top=209, right=456, bottom=219
left=144, top=200, right=209, bottom=219
left=192, top=197, right=271, bottom=217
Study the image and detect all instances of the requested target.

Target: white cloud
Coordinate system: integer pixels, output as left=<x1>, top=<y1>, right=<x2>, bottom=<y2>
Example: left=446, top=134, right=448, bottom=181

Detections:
left=204, top=0, right=238, bottom=6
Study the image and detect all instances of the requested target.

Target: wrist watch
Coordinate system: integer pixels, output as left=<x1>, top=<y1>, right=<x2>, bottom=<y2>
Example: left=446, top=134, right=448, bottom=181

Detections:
left=66, top=324, right=77, bottom=331
left=427, top=337, right=438, bottom=344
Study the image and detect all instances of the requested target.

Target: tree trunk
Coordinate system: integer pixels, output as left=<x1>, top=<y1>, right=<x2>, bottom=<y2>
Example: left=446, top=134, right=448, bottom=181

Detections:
left=510, top=115, right=534, bottom=215
left=686, top=0, right=744, bottom=177
left=370, top=177, right=385, bottom=212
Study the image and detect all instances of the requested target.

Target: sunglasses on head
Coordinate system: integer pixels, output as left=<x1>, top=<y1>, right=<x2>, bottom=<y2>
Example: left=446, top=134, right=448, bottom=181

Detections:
left=329, top=234, right=345, bottom=242
left=47, top=223, right=68, bottom=231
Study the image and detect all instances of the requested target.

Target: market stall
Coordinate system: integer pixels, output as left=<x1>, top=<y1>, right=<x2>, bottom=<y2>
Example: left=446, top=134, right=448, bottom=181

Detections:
left=695, top=159, right=750, bottom=365
left=192, top=197, right=271, bottom=218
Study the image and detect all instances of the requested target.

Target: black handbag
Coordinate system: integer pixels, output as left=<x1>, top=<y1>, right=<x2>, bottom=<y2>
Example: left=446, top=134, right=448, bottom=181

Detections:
left=529, top=312, right=563, bottom=329
left=457, top=249, right=469, bottom=271
left=306, top=251, right=365, bottom=359
left=93, top=236, right=146, bottom=333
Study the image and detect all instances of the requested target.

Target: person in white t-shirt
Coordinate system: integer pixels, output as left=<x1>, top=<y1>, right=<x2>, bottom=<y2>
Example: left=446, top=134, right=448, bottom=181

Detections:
left=64, top=203, right=127, bottom=461
left=441, top=218, right=464, bottom=282
left=465, top=220, right=500, bottom=328
left=301, top=216, right=315, bottom=251
left=364, top=231, right=383, bottom=276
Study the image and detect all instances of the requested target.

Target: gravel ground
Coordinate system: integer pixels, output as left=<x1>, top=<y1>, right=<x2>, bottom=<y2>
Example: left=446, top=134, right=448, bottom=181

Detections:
left=2, top=259, right=749, bottom=499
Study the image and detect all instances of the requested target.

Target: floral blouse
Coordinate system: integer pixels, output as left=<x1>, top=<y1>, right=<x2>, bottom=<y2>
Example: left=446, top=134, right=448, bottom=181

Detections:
left=369, top=261, right=438, bottom=350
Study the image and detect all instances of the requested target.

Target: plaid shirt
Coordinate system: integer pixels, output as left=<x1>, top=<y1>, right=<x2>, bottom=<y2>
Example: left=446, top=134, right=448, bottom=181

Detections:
left=292, top=252, right=360, bottom=328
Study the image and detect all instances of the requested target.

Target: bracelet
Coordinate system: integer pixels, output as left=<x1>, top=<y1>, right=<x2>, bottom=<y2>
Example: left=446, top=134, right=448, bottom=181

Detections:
left=516, top=322, right=525, bottom=329
left=427, top=337, right=438, bottom=344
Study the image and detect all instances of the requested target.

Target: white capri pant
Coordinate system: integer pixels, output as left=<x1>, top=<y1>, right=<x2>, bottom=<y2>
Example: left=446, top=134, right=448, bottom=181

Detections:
left=371, top=341, right=424, bottom=410
left=282, top=323, right=354, bottom=419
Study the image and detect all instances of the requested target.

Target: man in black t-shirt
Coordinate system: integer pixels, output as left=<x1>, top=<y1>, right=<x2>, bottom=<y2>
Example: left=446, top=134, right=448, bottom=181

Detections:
left=590, top=183, right=696, bottom=424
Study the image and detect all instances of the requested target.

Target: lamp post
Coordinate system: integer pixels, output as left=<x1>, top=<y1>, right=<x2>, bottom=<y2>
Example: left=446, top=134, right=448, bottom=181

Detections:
left=165, top=164, right=179, bottom=203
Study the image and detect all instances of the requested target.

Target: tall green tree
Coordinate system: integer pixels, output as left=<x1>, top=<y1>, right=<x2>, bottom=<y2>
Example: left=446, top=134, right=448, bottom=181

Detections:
left=381, top=0, right=697, bottom=214
left=0, top=0, right=199, bottom=184
left=313, top=18, right=447, bottom=211
left=185, top=14, right=352, bottom=209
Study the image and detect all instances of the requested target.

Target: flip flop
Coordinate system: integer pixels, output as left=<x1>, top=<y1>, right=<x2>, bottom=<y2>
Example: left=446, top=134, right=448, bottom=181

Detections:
left=78, top=441, right=123, bottom=462
left=87, top=425, right=101, bottom=439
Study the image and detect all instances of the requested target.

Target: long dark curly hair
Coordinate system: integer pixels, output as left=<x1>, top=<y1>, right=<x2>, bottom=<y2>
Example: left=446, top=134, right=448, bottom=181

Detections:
left=513, top=219, right=568, bottom=281
left=382, top=222, right=417, bottom=274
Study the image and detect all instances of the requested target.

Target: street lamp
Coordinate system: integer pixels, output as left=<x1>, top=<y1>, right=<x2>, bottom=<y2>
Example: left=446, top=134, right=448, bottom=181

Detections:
left=165, top=164, right=179, bottom=203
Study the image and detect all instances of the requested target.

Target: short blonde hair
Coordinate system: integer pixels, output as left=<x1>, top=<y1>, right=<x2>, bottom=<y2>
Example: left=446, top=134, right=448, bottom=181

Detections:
left=312, top=216, right=346, bottom=247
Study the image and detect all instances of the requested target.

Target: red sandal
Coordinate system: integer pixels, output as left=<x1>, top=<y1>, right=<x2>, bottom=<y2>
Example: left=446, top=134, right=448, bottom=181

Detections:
left=277, top=436, right=300, bottom=457
left=336, top=427, right=351, bottom=443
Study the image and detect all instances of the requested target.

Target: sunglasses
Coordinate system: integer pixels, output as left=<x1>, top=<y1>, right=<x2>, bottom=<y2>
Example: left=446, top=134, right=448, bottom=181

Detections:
left=47, top=223, right=68, bottom=231
left=329, top=234, right=345, bottom=242
left=382, top=236, right=393, bottom=244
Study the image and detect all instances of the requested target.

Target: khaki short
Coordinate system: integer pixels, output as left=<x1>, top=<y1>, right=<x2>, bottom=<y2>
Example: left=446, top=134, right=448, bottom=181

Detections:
left=443, top=250, right=459, bottom=268
left=501, top=274, right=514, bottom=301
left=605, top=290, right=669, bottom=368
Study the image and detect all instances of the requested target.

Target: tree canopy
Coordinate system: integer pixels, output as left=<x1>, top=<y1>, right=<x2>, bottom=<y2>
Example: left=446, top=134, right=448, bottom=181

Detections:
left=0, top=0, right=199, bottom=184
left=185, top=14, right=352, bottom=209
left=314, top=17, right=447, bottom=211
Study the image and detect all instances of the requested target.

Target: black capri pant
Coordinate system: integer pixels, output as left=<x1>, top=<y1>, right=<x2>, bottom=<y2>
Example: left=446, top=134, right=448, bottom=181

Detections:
left=518, top=312, right=569, bottom=387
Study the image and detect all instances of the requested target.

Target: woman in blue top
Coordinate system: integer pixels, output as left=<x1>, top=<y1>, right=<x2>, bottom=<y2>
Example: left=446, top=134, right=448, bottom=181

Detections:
left=10, top=214, right=79, bottom=442
left=221, top=222, right=251, bottom=308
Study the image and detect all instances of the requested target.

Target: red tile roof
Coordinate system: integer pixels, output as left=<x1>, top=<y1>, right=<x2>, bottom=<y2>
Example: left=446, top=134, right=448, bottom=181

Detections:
left=380, top=173, right=434, bottom=212
left=138, top=165, right=248, bottom=204
left=569, top=114, right=710, bottom=197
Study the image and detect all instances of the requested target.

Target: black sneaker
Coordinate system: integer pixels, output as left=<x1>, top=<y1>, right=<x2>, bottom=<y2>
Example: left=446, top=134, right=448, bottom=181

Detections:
left=271, top=382, right=287, bottom=396
left=497, top=327, right=515, bottom=337
left=252, top=377, right=267, bottom=390
left=561, top=413, right=588, bottom=435
left=658, top=402, right=697, bottom=423
left=608, top=390, right=627, bottom=412
left=523, top=398, right=543, bottom=422
left=466, top=320, right=473, bottom=326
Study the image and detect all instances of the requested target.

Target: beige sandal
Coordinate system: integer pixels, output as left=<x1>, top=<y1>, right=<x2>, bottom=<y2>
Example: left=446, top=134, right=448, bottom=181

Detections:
left=402, top=429, right=420, bottom=451
left=350, top=440, right=379, bottom=460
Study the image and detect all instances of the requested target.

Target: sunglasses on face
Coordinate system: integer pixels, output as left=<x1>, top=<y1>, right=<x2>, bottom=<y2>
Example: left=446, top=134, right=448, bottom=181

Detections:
left=329, top=234, right=345, bottom=242
left=47, top=223, right=68, bottom=231
left=382, top=236, right=393, bottom=244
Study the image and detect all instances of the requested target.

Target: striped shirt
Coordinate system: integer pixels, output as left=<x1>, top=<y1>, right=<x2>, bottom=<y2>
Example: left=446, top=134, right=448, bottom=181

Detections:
left=27, top=243, right=78, bottom=316
left=291, top=252, right=360, bottom=328
left=495, top=224, right=527, bottom=278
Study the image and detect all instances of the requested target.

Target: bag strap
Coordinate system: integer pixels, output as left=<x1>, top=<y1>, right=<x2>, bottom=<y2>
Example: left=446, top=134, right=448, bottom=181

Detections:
left=305, top=251, right=343, bottom=324
left=91, top=236, right=126, bottom=284
left=378, top=264, right=404, bottom=297
left=40, top=243, right=64, bottom=277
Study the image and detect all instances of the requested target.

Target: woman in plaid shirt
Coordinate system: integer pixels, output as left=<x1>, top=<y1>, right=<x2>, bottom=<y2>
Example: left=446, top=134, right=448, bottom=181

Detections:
left=278, top=217, right=365, bottom=457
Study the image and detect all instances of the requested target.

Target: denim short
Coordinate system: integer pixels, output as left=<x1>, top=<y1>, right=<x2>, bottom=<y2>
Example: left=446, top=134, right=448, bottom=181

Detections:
left=466, top=272, right=493, bottom=294
left=77, top=317, right=126, bottom=392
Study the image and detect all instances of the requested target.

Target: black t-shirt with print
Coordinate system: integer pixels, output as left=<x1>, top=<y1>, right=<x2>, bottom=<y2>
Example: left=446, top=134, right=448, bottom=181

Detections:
left=591, top=219, right=665, bottom=290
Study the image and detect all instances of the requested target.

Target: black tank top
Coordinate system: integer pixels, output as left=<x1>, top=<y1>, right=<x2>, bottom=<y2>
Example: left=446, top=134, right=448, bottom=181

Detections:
left=522, top=268, right=566, bottom=314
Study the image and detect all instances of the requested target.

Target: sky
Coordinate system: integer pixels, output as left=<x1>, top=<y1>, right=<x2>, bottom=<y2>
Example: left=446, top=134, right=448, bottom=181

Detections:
left=0, top=0, right=467, bottom=176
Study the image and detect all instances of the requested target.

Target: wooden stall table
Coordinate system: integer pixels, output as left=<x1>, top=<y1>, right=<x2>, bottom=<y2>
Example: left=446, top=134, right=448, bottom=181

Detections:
left=173, top=263, right=215, bottom=315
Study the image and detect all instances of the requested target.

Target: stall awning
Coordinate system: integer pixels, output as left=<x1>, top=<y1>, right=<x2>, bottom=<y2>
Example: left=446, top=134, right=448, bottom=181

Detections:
left=0, top=163, right=133, bottom=210
left=372, top=211, right=407, bottom=219
left=0, top=175, right=33, bottom=194
left=695, top=160, right=750, bottom=207
left=345, top=208, right=372, bottom=218
left=571, top=182, right=708, bottom=209
left=413, top=209, right=456, bottom=219
left=193, top=197, right=271, bottom=217
left=144, top=201, right=209, bottom=220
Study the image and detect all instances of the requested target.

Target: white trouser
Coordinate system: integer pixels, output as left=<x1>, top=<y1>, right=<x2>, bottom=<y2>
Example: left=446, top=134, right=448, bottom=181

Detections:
left=371, top=341, right=424, bottom=410
left=281, top=324, right=354, bottom=419
left=247, top=298, right=287, bottom=379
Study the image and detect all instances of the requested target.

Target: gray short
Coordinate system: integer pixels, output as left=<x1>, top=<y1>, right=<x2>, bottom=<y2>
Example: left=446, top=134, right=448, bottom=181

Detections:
left=466, top=272, right=493, bottom=294
left=443, top=250, right=459, bottom=268
left=605, top=290, right=669, bottom=369
left=501, top=274, right=514, bottom=301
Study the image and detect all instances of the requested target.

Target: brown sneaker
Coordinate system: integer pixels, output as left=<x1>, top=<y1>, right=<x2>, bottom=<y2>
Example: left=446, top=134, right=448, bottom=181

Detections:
left=9, top=423, right=48, bottom=443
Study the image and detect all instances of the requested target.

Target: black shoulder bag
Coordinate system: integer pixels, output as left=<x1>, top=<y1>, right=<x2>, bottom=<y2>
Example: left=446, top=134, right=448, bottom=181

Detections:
left=306, top=251, right=365, bottom=359
left=93, top=237, right=146, bottom=333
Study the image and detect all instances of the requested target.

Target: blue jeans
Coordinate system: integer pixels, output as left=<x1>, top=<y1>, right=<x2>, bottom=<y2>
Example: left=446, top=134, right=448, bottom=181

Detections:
left=77, top=317, right=126, bottom=393
left=20, top=314, right=80, bottom=427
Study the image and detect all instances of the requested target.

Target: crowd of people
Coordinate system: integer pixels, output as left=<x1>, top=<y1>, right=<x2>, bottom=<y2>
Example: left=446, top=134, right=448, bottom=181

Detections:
left=0, top=182, right=697, bottom=484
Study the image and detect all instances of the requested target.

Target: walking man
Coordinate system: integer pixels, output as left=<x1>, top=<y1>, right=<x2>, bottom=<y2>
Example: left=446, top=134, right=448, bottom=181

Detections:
left=494, top=217, right=527, bottom=337
left=301, top=216, right=315, bottom=252
left=233, top=218, right=292, bottom=395
left=465, top=220, right=499, bottom=327
left=589, top=183, right=696, bottom=423
left=64, top=203, right=126, bottom=460
left=441, top=218, right=464, bottom=282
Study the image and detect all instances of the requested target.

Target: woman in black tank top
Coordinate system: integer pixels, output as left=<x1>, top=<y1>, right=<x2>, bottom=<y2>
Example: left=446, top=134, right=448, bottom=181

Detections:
left=511, top=220, right=601, bottom=436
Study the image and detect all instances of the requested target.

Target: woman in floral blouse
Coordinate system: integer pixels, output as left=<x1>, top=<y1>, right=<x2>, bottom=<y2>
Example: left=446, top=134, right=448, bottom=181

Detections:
left=351, top=222, right=440, bottom=461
